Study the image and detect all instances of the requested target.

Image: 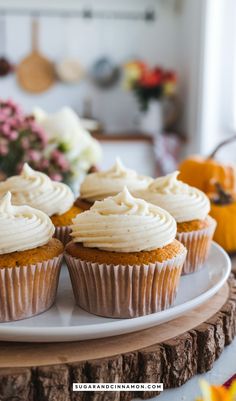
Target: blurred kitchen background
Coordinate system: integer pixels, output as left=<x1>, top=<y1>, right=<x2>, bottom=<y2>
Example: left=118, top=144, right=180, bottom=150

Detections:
left=0, top=0, right=235, bottom=180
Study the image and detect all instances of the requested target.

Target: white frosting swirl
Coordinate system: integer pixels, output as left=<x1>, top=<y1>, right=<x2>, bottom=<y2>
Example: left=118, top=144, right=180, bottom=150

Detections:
left=135, top=171, right=210, bottom=223
left=71, top=187, right=176, bottom=252
left=0, top=164, right=75, bottom=216
left=80, top=158, right=152, bottom=202
left=0, top=192, right=55, bottom=254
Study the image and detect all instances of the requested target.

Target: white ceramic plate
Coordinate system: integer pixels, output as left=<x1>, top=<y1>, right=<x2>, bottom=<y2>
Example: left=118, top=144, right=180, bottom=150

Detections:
left=0, top=242, right=231, bottom=342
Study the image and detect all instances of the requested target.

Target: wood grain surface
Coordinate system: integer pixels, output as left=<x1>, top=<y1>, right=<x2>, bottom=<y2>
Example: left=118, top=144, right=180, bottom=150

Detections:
left=0, top=275, right=235, bottom=401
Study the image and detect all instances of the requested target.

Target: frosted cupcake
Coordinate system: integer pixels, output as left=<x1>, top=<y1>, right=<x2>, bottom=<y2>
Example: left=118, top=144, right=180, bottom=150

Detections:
left=65, top=188, right=187, bottom=318
left=0, top=163, right=81, bottom=244
left=135, top=171, right=216, bottom=274
left=75, top=157, right=152, bottom=211
left=0, top=192, right=63, bottom=322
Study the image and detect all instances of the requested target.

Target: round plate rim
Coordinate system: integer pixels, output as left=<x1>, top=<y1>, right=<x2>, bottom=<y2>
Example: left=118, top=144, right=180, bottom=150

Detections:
left=0, top=242, right=231, bottom=342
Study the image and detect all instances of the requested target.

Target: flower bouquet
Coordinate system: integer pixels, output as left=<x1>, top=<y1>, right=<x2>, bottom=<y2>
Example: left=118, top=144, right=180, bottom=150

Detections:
left=124, top=61, right=177, bottom=111
left=0, top=100, right=102, bottom=187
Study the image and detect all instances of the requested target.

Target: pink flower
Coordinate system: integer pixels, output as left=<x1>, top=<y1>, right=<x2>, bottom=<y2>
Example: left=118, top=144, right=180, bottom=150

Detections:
left=9, top=130, right=18, bottom=140
left=39, top=158, right=50, bottom=169
left=0, top=98, right=73, bottom=182
left=1, top=123, right=11, bottom=136
left=0, top=143, right=8, bottom=155
left=51, top=149, right=62, bottom=160
left=7, top=99, right=22, bottom=116
left=24, top=118, right=48, bottom=146
left=51, top=149, right=69, bottom=171
left=8, top=116, right=20, bottom=129
left=0, top=111, right=7, bottom=122
left=50, top=173, right=63, bottom=182
left=28, top=150, right=41, bottom=162
left=36, top=128, right=48, bottom=145
left=0, top=107, right=11, bottom=118
left=21, top=137, right=30, bottom=149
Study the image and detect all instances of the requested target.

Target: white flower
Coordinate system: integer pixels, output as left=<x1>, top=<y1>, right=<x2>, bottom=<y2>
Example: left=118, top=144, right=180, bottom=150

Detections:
left=33, top=107, right=102, bottom=170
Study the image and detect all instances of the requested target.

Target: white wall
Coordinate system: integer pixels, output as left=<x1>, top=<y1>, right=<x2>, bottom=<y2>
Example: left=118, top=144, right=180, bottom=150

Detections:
left=177, top=0, right=207, bottom=154
left=0, top=0, right=200, bottom=138
left=197, top=0, right=236, bottom=161
left=0, top=0, right=179, bottom=132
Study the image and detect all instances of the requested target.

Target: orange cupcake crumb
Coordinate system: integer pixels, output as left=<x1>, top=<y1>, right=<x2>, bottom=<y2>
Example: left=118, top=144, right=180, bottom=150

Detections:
left=0, top=238, right=63, bottom=268
left=177, top=218, right=210, bottom=233
left=65, top=239, right=185, bottom=265
left=51, top=205, right=82, bottom=227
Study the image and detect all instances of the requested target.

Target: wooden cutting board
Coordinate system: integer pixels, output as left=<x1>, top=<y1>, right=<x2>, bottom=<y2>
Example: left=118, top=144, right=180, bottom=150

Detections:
left=17, top=18, right=55, bottom=93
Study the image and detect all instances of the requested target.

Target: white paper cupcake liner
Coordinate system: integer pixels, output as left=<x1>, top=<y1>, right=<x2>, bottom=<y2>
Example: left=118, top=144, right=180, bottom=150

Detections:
left=0, top=254, right=63, bottom=322
left=176, top=216, right=216, bottom=275
left=54, top=226, right=72, bottom=245
left=64, top=249, right=187, bottom=318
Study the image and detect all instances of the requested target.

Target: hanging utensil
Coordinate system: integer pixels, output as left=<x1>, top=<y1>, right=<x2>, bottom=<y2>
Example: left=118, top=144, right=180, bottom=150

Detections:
left=16, top=17, right=55, bottom=93
left=56, top=58, right=83, bottom=83
left=90, top=56, right=120, bottom=89
left=56, top=16, right=83, bottom=84
left=0, top=14, right=13, bottom=77
left=89, top=16, right=119, bottom=89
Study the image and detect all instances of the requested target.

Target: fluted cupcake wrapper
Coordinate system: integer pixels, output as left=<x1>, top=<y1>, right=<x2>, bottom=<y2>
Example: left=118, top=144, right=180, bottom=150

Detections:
left=54, top=226, right=72, bottom=245
left=176, top=216, right=216, bottom=275
left=0, top=254, right=63, bottom=322
left=64, top=249, right=187, bottom=318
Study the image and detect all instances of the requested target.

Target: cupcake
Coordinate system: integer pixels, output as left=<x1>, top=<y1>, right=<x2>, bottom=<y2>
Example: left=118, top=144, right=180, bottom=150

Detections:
left=0, top=192, right=63, bottom=322
left=0, top=163, right=81, bottom=244
left=65, top=188, right=187, bottom=318
left=135, top=171, right=216, bottom=275
left=75, top=157, right=152, bottom=211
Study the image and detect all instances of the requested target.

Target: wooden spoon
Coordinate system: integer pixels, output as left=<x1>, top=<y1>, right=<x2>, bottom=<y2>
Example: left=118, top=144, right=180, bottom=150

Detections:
left=17, top=18, right=55, bottom=93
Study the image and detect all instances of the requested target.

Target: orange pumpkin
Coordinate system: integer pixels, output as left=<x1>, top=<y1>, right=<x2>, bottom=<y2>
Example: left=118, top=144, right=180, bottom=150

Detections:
left=179, top=135, right=236, bottom=193
left=209, top=184, right=236, bottom=253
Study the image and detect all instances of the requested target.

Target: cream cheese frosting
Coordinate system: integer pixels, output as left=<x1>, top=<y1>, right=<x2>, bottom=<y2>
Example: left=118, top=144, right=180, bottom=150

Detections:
left=135, top=171, right=210, bottom=223
left=80, top=158, right=153, bottom=202
left=0, top=192, right=55, bottom=254
left=0, top=164, right=75, bottom=216
left=71, top=187, right=176, bottom=252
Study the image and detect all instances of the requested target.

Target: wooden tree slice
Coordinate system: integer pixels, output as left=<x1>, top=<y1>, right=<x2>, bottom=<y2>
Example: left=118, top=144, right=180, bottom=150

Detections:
left=0, top=276, right=235, bottom=401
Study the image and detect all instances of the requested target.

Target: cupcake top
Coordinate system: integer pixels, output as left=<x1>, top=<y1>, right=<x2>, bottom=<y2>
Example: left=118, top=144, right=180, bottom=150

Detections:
left=0, top=163, right=74, bottom=217
left=71, top=187, right=176, bottom=253
left=135, top=171, right=210, bottom=223
left=80, top=158, right=152, bottom=202
left=0, top=192, right=55, bottom=255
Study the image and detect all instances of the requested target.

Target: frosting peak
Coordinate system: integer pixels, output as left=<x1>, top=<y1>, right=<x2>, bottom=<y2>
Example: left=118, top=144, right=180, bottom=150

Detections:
left=148, top=171, right=181, bottom=194
left=71, top=188, right=177, bottom=252
left=103, top=157, right=133, bottom=177
left=23, top=162, right=42, bottom=177
left=0, top=163, right=75, bottom=216
left=136, top=171, right=210, bottom=222
left=80, top=158, right=152, bottom=202
left=0, top=192, right=55, bottom=254
left=0, top=191, right=12, bottom=214
left=93, top=186, right=150, bottom=216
